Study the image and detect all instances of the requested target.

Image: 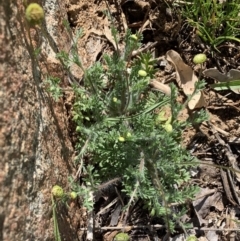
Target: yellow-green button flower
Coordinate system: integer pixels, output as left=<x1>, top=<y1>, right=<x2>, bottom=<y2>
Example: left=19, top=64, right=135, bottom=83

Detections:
left=114, top=233, right=130, bottom=241
left=186, top=235, right=198, bottom=241
left=70, top=191, right=77, bottom=199
left=193, top=53, right=207, bottom=64
left=163, top=123, right=173, bottom=133
left=118, top=136, right=125, bottom=142
left=130, top=34, right=138, bottom=41
left=138, top=70, right=147, bottom=77
left=26, top=3, right=44, bottom=25
left=51, top=185, right=64, bottom=198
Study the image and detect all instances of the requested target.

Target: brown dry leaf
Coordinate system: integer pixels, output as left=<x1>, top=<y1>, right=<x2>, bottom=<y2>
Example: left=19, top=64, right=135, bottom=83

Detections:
left=193, top=188, right=223, bottom=226
left=206, top=231, right=219, bottom=241
left=85, top=35, right=104, bottom=62
left=150, top=79, right=171, bottom=96
left=232, top=162, right=240, bottom=183
left=103, top=17, right=117, bottom=51
left=188, top=91, right=206, bottom=110
left=203, top=68, right=240, bottom=94
left=166, top=50, right=198, bottom=95
left=213, top=192, right=224, bottom=212
left=88, top=18, right=117, bottom=51
left=166, top=50, right=206, bottom=109
left=103, top=231, right=119, bottom=241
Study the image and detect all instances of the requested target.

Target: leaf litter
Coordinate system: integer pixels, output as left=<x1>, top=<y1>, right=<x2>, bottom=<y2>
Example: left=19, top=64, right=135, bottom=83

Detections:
left=166, top=50, right=206, bottom=109
left=203, top=68, right=240, bottom=94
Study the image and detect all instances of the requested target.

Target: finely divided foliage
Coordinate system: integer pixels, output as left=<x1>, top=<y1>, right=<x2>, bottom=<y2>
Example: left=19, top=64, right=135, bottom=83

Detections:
left=58, top=28, right=207, bottom=233
left=51, top=26, right=208, bottom=233
left=26, top=1, right=240, bottom=238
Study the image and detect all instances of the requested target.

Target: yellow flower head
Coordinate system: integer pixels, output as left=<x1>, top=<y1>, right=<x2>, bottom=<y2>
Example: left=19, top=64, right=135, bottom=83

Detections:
left=118, top=136, right=125, bottom=142
left=26, top=3, right=44, bottom=25
left=193, top=53, right=207, bottom=64
left=114, top=233, right=130, bottom=241
left=70, top=191, right=77, bottom=199
left=163, top=123, right=173, bottom=133
left=130, top=34, right=138, bottom=41
left=138, top=70, right=147, bottom=77
left=51, top=185, right=64, bottom=198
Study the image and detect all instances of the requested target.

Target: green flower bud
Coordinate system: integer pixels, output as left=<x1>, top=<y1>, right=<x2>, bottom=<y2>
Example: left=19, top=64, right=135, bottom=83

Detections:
left=76, top=126, right=81, bottom=132
left=126, top=132, right=131, bottom=138
left=118, top=136, right=125, bottom=142
left=130, top=34, right=138, bottom=41
left=113, top=97, right=118, bottom=102
left=114, top=232, right=130, bottom=241
left=138, top=70, right=147, bottom=77
left=193, top=53, right=207, bottom=64
left=150, top=208, right=155, bottom=216
left=163, top=123, right=173, bottom=133
left=186, top=235, right=198, bottom=241
left=155, top=111, right=167, bottom=124
left=26, top=3, right=44, bottom=25
left=70, top=191, right=77, bottom=199
left=51, top=185, right=64, bottom=198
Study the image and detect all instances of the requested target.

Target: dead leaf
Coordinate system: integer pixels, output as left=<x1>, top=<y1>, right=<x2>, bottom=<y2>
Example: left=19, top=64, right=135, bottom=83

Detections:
left=166, top=50, right=198, bottom=95
left=150, top=79, right=171, bottom=96
left=206, top=231, right=219, bottom=241
left=85, top=36, right=104, bottom=62
left=166, top=50, right=206, bottom=109
left=88, top=18, right=118, bottom=51
left=188, top=91, right=206, bottom=110
left=203, top=68, right=240, bottom=94
left=232, top=162, right=240, bottom=183
left=213, top=192, right=224, bottom=212
left=103, top=18, right=117, bottom=51
left=193, top=188, right=224, bottom=226
left=103, top=231, right=119, bottom=241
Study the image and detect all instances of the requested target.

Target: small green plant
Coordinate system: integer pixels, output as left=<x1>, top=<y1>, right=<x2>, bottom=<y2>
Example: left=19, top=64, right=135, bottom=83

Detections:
left=186, top=235, right=198, bottom=241
left=181, top=0, right=240, bottom=49
left=56, top=26, right=208, bottom=234
left=44, top=76, right=63, bottom=101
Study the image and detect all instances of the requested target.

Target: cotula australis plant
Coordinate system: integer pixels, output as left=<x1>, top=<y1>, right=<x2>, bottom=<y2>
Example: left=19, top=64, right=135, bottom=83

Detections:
left=57, top=25, right=207, bottom=233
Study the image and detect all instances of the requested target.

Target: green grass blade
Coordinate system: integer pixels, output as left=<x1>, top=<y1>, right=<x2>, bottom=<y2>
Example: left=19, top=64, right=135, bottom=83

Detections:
left=51, top=195, right=62, bottom=241
left=215, top=36, right=240, bottom=44
left=210, top=79, right=240, bottom=91
left=105, top=98, right=170, bottom=121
